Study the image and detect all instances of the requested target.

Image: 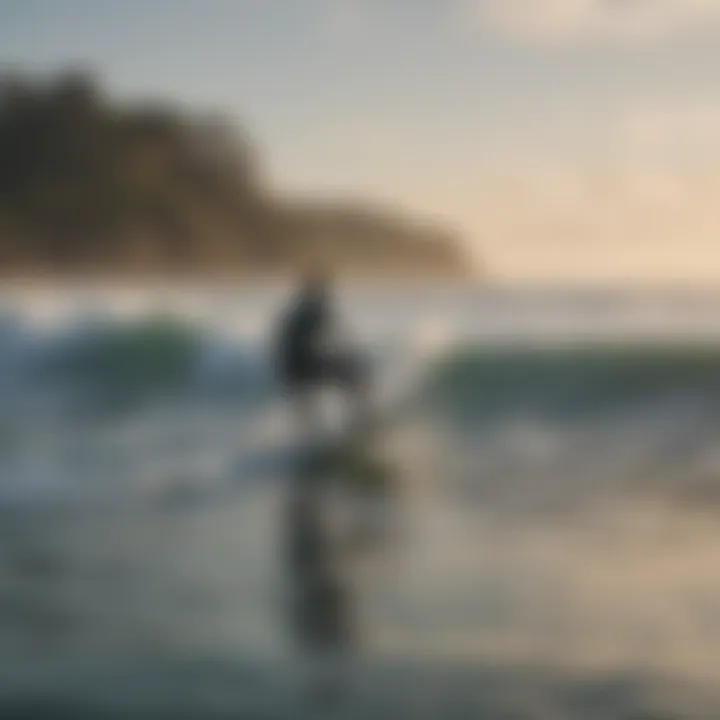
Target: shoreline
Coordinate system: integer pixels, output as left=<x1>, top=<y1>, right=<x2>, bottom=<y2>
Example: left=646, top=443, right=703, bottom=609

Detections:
left=3, top=274, right=720, bottom=296
left=0, top=270, right=481, bottom=292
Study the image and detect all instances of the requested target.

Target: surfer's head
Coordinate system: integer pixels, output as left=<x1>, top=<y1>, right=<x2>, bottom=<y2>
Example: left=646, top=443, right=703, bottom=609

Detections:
left=300, top=265, right=331, bottom=302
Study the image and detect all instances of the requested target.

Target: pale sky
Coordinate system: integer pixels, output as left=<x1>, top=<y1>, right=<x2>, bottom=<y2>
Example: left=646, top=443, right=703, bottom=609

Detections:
left=2, top=0, right=720, bottom=282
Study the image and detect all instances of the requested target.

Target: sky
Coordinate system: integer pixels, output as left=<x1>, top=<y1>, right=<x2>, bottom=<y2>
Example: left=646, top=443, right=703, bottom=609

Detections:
left=2, top=0, right=720, bottom=283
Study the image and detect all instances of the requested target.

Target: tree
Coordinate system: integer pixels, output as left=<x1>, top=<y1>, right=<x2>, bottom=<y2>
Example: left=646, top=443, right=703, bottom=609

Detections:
left=0, top=70, right=467, bottom=277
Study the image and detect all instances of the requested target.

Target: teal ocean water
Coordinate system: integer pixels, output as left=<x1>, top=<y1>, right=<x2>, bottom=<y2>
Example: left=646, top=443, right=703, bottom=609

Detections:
left=2, top=283, right=720, bottom=718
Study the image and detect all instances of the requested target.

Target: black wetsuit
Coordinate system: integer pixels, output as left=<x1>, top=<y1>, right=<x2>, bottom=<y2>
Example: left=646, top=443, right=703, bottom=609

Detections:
left=276, top=290, right=364, bottom=393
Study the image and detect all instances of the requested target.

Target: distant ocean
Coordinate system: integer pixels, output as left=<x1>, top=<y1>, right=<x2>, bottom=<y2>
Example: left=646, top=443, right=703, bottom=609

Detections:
left=2, top=282, right=720, bottom=718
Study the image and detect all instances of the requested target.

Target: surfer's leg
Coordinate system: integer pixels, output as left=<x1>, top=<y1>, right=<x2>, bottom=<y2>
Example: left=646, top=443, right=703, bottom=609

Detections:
left=291, top=386, right=323, bottom=438
left=324, top=353, right=372, bottom=433
left=344, top=357, right=373, bottom=434
left=284, top=361, right=317, bottom=431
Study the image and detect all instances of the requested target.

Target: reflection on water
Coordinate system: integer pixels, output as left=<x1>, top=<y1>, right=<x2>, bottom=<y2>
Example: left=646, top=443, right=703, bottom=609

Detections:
left=3, top=285, right=720, bottom=717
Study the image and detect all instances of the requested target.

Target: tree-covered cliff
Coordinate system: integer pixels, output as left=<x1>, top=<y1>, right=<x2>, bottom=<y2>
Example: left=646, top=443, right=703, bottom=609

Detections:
left=0, top=71, right=469, bottom=277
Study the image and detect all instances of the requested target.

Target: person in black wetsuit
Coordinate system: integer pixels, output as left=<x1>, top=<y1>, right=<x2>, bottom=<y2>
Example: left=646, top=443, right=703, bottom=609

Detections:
left=275, top=271, right=368, bottom=431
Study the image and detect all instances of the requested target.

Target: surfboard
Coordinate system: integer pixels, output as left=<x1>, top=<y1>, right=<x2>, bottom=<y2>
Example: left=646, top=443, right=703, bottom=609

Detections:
left=301, top=435, right=399, bottom=497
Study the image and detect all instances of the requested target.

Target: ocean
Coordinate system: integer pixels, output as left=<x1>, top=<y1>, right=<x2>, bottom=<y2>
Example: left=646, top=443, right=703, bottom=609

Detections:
left=2, top=282, right=720, bottom=718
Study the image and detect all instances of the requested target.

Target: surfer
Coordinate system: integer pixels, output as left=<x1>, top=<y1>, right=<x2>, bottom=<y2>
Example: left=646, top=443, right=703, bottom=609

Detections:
left=274, top=270, right=370, bottom=433
left=275, top=271, right=387, bottom=708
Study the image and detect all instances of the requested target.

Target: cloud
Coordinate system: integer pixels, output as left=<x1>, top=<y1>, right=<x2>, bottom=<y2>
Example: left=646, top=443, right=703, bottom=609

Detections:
left=624, top=101, right=720, bottom=165
left=466, top=0, right=720, bottom=46
left=455, top=98, right=720, bottom=280
left=321, top=0, right=374, bottom=42
left=301, top=97, right=720, bottom=281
